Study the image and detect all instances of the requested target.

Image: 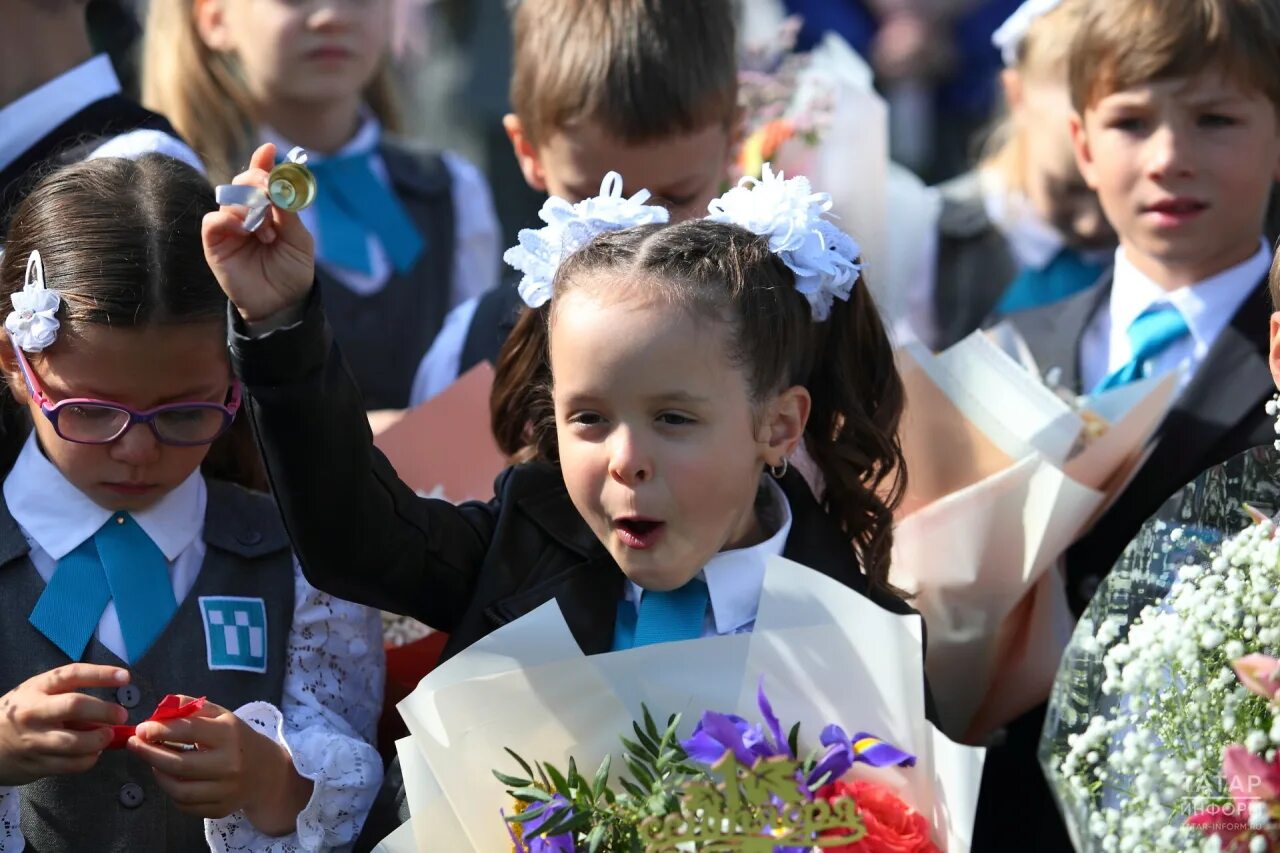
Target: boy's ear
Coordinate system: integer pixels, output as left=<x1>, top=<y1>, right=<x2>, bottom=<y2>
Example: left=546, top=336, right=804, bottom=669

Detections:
left=193, top=0, right=232, bottom=52
left=1269, top=311, right=1280, bottom=392
left=759, top=385, right=811, bottom=467
left=1069, top=111, right=1099, bottom=190
left=503, top=113, right=547, bottom=192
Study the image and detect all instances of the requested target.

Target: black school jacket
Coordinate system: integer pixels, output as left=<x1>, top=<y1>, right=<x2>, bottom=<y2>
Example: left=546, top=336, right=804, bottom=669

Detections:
left=228, top=290, right=926, bottom=667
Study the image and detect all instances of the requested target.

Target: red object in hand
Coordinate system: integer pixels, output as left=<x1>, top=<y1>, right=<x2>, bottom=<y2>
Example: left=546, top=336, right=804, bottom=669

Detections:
left=106, top=694, right=207, bottom=749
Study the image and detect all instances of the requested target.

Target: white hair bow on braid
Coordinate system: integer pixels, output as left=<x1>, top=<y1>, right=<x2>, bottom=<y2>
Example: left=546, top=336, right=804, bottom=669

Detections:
left=707, top=164, right=862, bottom=321
left=5, top=251, right=61, bottom=353
left=503, top=172, right=671, bottom=309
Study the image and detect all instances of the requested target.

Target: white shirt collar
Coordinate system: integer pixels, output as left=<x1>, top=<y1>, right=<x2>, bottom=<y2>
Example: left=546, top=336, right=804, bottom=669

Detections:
left=979, top=169, right=1065, bottom=270
left=1108, top=238, right=1270, bottom=351
left=0, top=55, right=121, bottom=172
left=262, top=113, right=382, bottom=163
left=3, top=433, right=206, bottom=561
left=624, top=476, right=793, bottom=635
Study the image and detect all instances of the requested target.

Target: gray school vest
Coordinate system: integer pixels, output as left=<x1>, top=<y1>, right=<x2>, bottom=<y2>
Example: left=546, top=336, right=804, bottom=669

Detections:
left=932, top=170, right=1018, bottom=350
left=0, top=480, right=294, bottom=853
left=319, top=141, right=457, bottom=410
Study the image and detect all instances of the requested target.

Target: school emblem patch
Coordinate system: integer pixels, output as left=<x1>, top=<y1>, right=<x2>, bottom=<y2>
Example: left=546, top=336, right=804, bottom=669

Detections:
left=199, top=596, right=268, bottom=672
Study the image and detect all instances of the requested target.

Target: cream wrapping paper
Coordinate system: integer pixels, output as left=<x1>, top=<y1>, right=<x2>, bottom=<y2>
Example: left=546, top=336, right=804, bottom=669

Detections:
left=377, top=556, right=984, bottom=852
left=890, top=330, right=1178, bottom=740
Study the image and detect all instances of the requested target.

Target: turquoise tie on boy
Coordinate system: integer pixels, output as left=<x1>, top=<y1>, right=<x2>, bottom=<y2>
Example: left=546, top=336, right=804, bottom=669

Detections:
left=307, top=152, right=425, bottom=276
left=612, top=579, right=711, bottom=650
left=1092, top=303, right=1191, bottom=395
left=29, top=513, right=177, bottom=663
left=996, top=247, right=1106, bottom=315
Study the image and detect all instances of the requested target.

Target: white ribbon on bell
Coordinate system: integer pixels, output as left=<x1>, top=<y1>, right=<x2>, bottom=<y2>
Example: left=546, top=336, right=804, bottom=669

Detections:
left=5, top=250, right=62, bottom=353
left=214, top=146, right=310, bottom=232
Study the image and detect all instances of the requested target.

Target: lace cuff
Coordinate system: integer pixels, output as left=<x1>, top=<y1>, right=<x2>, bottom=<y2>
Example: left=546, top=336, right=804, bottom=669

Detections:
left=0, top=787, right=23, bottom=852
left=205, top=701, right=382, bottom=852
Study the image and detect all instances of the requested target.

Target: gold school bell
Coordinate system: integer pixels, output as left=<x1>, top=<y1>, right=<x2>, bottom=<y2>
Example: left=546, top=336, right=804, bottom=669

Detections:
left=213, top=146, right=316, bottom=231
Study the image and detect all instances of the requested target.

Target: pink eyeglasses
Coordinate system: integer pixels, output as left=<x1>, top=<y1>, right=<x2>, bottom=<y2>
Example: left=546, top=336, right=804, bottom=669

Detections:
left=11, top=342, right=242, bottom=446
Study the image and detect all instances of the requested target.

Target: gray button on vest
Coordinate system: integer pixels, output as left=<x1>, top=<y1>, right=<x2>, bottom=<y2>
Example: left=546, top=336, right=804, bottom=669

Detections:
left=116, top=685, right=140, bottom=709
left=118, top=782, right=144, bottom=809
left=238, top=530, right=263, bottom=546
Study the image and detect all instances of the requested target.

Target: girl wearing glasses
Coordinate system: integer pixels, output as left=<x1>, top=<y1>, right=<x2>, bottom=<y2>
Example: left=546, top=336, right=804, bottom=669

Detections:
left=0, top=155, right=383, bottom=852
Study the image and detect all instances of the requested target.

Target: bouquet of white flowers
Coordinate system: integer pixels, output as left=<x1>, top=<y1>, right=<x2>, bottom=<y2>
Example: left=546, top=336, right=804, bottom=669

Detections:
left=1042, top=445, right=1280, bottom=852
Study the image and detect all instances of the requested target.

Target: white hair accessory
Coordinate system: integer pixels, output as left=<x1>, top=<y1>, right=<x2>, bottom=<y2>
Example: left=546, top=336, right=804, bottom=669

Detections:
left=991, top=0, right=1064, bottom=66
left=503, top=172, right=671, bottom=308
left=706, top=164, right=862, bottom=321
left=5, top=251, right=61, bottom=353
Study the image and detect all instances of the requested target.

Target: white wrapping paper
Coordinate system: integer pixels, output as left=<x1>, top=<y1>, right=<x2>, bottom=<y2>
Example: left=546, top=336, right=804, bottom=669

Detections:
left=379, top=557, right=984, bottom=851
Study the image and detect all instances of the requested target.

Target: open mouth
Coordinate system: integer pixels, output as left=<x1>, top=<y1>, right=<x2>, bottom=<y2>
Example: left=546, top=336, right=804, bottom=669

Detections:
left=614, top=518, right=666, bottom=550
left=1145, top=198, right=1208, bottom=222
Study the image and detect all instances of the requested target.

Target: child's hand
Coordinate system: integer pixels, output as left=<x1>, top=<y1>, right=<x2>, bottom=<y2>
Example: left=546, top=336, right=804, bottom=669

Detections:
left=0, top=664, right=130, bottom=785
left=204, top=143, right=316, bottom=325
left=128, top=697, right=314, bottom=836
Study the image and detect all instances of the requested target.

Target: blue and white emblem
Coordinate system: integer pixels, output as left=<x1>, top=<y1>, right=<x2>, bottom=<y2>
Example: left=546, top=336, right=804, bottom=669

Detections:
left=199, top=596, right=268, bottom=672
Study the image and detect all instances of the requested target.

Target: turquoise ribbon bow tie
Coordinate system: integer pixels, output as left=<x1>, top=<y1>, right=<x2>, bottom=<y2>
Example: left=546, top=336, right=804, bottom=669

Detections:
left=29, top=513, right=178, bottom=663
left=1092, top=303, right=1191, bottom=395
left=612, top=579, right=710, bottom=651
left=307, top=152, right=425, bottom=276
left=996, top=247, right=1106, bottom=315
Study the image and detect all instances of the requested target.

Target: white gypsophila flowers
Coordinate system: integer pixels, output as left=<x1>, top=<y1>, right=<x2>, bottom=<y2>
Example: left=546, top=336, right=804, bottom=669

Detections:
left=1058, top=518, right=1280, bottom=851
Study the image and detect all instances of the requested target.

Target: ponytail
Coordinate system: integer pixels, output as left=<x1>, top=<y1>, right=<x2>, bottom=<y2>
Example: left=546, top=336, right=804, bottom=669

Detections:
left=801, top=283, right=906, bottom=595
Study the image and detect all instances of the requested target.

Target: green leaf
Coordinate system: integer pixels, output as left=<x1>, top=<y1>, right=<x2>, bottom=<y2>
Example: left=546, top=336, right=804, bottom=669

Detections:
left=623, top=753, right=656, bottom=789
left=592, top=754, right=612, bottom=800
left=510, top=786, right=555, bottom=804
left=587, top=824, right=607, bottom=853
left=544, top=763, right=572, bottom=797
left=631, top=721, right=660, bottom=756
left=504, top=747, right=536, bottom=780
left=567, top=756, right=583, bottom=793
left=619, top=776, right=647, bottom=800
left=787, top=722, right=801, bottom=757
left=493, top=770, right=533, bottom=788
left=619, top=735, right=649, bottom=760
left=659, top=713, right=681, bottom=751
left=641, top=705, right=659, bottom=739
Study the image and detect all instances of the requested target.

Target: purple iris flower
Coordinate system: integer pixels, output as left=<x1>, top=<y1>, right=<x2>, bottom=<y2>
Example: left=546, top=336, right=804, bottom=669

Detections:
left=503, top=794, right=576, bottom=853
left=681, top=678, right=796, bottom=767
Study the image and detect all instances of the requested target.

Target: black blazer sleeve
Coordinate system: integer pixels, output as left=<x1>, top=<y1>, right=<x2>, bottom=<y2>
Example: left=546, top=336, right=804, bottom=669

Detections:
left=228, top=289, right=501, bottom=631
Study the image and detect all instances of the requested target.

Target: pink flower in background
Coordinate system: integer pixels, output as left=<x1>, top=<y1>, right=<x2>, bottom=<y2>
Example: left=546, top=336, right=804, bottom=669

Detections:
left=1234, top=654, right=1280, bottom=702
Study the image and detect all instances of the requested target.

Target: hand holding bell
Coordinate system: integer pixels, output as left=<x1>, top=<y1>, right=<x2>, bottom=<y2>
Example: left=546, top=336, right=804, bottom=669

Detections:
left=214, top=146, right=317, bottom=232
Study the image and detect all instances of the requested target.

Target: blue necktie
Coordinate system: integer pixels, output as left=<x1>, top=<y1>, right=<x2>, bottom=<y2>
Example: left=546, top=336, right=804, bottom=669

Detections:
left=307, top=152, right=425, bottom=276
left=1092, top=304, right=1191, bottom=394
left=29, top=514, right=178, bottom=663
left=612, top=579, right=710, bottom=651
left=996, top=247, right=1106, bottom=315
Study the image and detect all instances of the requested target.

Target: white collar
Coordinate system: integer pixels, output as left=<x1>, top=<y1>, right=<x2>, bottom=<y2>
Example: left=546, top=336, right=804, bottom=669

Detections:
left=625, top=476, right=793, bottom=635
left=1108, top=238, right=1270, bottom=350
left=979, top=169, right=1065, bottom=270
left=3, top=433, right=206, bottom=561
left=0, top=55, right=122, bottom=172
left=262, top=113, right=382, bottom=163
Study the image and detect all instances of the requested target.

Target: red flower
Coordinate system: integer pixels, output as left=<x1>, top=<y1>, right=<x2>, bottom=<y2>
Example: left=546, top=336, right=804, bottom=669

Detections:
left=816, top=779, right=941, bottom=853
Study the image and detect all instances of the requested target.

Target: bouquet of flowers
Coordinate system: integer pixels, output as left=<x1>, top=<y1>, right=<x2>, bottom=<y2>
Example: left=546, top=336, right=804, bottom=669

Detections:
left=371, top=557, right=985, bottom=852
left=734, top=20, right=939, bottom=337
left=888, top=328, right=1179, bottom=741
left=498, top=683, right=935, bottom=852
left=1041, top=445, right=1280, bottom=851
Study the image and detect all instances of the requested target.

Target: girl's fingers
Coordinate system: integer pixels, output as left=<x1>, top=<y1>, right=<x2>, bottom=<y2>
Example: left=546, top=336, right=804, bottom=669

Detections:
left=39, top=664, right=129, bottom=694
left=30, top=752, right=103, bottom=777
left=41, top=692, right=126, bottom=726
left=35, top=727, right=113, bottom=757
left=151, top=771, right=232, bottom=811
left=249, top=142, right=276, bottom=174
left=127, top=738, right=221, bottom=779
left=203, top=210, right=251, bottom=249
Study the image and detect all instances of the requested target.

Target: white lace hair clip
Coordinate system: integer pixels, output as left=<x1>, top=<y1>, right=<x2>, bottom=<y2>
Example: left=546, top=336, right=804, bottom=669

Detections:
left=503, top=171, right=671, bottom=308
left=991, top=0, right=1064, bottom=66
left=5, top=251, right=62, bottom=353
left=707, top=164, right=862, bottom=322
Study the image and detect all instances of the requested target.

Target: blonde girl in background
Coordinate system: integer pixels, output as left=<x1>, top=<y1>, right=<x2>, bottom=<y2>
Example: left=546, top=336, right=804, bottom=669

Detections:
left=918, top=0, right=1115, bottom=350
left=142, top=0, right=501, bottom=410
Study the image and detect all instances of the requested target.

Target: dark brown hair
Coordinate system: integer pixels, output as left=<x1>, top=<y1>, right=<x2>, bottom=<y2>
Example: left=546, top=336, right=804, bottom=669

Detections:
left=1270, top=237, right=1280, bottom=310
left=1069, top=0, right=1280, bottom=114
left=0, top=154, right=266, bottom=489
left=491, top=220, right=907, bottom=594
left=510, top=0, right=738, bottom=148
